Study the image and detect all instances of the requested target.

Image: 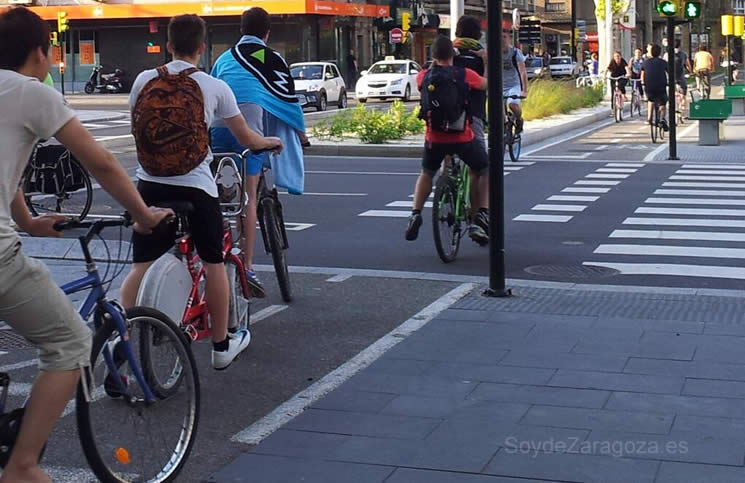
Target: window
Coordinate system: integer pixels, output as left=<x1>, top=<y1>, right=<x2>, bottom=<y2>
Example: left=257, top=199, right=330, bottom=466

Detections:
left=735, top=0, right=745, bottom=14
left=332, top=65, right=342, bottom=78
left=290, top=64, right=323, bottom=80
left=546, top=2, right=567, bottom=12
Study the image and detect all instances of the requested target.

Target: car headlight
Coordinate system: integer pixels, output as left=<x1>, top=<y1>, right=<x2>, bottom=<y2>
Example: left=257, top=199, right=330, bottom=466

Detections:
left=534, top=68, right=542, bottom=74
left=390, top=79, right=403, bottom=86
left=308, top=84, right=322, bottom=91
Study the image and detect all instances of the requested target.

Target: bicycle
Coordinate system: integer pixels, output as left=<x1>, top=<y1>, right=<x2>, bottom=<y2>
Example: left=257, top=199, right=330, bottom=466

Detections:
left=21, top=143, right=93, bottom=220
left=504, top=95, right=526, bottom=163
left=629, top=78, right=643, bottom=118
left=675, top=81, right=687, bottom=126
left=256, top=164, right=292, bottom=303
left=0, top=216, right=200, bottom=482
left=695, top=70, right=711, bottom=99
left=650, top=100, right=666, bottom=144
left=432, top=155, right=476, bottom=263
left=609, top=76, right=627, bottom=122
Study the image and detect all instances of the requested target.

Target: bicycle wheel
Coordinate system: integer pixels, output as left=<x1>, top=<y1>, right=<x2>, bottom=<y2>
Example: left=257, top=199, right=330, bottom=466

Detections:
left=226, top=260, right=250, bottom=331
left=261, top=197, right=292, bottom=302
left=509, top=133, right=522, bottom=162
left=23, top=157, right=93, bottom=221
left=77, top=306, right=199, bottom=483
left=650, top=106, right=658, bottom=144
left=432, top=175, right=461, bottom=263
left=615, top=97, right=623, bottom=122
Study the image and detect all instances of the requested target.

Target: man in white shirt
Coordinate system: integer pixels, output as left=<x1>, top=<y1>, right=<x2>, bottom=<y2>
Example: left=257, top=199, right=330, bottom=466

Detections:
left=119, top=14, right=282, bottom=371
left=0, top=7, right=171, bottom=483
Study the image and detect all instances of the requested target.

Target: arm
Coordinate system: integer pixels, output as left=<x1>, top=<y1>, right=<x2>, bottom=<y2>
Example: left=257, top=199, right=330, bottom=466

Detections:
left=223, top=115, right=283, bottom=154
left=10, top=189, right=63, bottom=237
left=641, top=70, right=646, bottom=85
left=518, top=63, right=528, bottom=95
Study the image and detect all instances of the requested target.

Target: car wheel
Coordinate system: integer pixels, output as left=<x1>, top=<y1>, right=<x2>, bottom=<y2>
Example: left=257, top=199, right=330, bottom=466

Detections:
left=403, top=84, right=411, bottom=102
left=338, top=90, right=348, bottom=109
left=317, top=92, right=327, bottom=112
left=358, top=98, right=367, bottom=103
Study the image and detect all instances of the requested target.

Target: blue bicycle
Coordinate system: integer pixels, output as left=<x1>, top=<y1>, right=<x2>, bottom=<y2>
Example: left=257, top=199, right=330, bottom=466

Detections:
left=0, top=216, right=200, bottom=482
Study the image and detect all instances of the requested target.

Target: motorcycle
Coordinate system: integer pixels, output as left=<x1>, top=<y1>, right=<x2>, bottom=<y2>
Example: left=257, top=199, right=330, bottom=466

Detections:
left=84, top=65, right=126, bottom=94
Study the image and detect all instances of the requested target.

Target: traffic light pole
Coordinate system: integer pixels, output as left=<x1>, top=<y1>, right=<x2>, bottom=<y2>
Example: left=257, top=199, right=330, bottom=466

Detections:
left=60, top=36, right=65, bottom=97
left=571, top=0, right=577, bottom=60
left=485, top=0, right=510, bottom=298
left=667, top=16, right=678, bottom=161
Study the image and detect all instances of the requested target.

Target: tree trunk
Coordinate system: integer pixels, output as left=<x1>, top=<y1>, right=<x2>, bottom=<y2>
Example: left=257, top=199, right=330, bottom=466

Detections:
left=645, top=0, right=653, bottom=45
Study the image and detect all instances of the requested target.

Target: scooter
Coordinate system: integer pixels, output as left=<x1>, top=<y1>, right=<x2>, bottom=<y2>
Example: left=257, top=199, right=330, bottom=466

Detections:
left=84, top=65, right=126, bottom=94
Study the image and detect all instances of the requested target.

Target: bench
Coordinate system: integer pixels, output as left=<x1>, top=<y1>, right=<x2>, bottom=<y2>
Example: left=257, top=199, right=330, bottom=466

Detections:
left=688, top=99, right=732, bottom=146
left=724, top=85, right=745, bottom=116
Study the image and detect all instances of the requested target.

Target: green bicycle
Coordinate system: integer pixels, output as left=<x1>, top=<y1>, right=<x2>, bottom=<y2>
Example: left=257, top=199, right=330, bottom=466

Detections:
left=432, top=156, right=474, bottom=263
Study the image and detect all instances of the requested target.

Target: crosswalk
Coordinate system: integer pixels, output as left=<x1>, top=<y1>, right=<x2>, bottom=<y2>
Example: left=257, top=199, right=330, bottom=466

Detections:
left=83, top=112, right=130, bottom=131
left=514, top=162, right=646, bottom=223
left=587, top=164, right=745, bottom=281
left=358, top=162, right=534, bottom=218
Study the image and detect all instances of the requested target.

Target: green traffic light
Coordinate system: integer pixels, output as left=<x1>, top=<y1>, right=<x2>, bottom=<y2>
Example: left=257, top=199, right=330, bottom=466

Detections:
left=684, top=2, right=701, bottom=18
left=657, top=0, right=677, bottom=16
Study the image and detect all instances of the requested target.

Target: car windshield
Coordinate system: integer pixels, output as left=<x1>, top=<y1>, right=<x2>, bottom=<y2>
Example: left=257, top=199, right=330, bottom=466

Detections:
left=369, top=63, right=407, bottom=75
left=550, top=58, right=571, bottom=65
left=527, top=58, right=543, bottom=68
left=291, top=65, right=323, bottom=80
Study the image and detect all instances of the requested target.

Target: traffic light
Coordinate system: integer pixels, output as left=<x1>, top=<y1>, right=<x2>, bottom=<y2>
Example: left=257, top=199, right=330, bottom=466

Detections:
left=657, top=0, right=677, bottom=16
left=57, top=11, right=68, bottom=33
left=50, top=32, right=58, bottom=46
left=684, top=2, right=701, bottom=19
left=402, top=12, right=410, bottom=31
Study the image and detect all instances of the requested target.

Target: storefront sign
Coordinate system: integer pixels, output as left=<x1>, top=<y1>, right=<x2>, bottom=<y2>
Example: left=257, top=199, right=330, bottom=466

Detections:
left=79, top=40, right=95, bottom=65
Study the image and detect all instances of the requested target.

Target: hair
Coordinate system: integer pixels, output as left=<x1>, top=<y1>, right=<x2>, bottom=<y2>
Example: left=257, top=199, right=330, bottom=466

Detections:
left=614, top=50, right=622, bottom=56
left=455, top=15, right=481, bottom=40
left=0, top=7, right=50, bottom=71
left=168, top=14, right=206, bottom=57
left=651, top=44, right=662, bottom=57
left=699, top=45, right=708, bottom=51
left=432, top=35, right=454, bottom=61
left=635, top=47, right=642, bottom=52
left=241, top=7, right=271, bottom=38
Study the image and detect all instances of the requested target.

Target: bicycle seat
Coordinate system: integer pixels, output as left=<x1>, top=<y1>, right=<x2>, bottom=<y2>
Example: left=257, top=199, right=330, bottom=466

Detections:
left=156, top=201, right=195, bottom=215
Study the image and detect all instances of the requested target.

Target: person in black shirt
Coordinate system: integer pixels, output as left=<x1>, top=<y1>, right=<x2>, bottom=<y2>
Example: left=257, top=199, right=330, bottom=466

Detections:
left=346, top=49, right=358, bottom=88
left=453, top=16, right=486, bottom=154
left=606, top=51, right=630, bottom=97
left=641, top=43, right=669, bottom=130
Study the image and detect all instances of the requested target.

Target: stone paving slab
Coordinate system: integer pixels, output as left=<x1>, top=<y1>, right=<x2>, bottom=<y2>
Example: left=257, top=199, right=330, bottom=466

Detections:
left=206, top=283, right=745, bottom=482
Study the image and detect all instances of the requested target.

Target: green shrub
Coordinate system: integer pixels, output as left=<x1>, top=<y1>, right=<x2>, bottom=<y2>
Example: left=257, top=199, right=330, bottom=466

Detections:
left=522, top=79, right=604, bottom=121
left=311, top=100, right=425, bottom=143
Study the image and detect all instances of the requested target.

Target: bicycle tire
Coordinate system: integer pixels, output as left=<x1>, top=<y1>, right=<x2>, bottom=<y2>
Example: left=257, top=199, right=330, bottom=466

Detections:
left=261, top=197, right=292, bottom=302
left=432, top=175, right=461, bottom=263
left=77, top=306, right=199, bottom=483
left=226, top=260, right=250, bottom=331
left=23, top=156, right=93, bottom=221
left=650, top=105, right=658, bottom=144
left=509, top=134, right=522, bottom=163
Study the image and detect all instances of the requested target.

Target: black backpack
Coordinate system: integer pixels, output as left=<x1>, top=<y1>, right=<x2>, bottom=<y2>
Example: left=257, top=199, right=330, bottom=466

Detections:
left=419, top=65, right=469, bottom=133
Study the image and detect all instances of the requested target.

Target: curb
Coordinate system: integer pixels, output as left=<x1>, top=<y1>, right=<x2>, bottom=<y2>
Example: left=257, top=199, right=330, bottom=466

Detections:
left=78, top=111, right=127, bottom=123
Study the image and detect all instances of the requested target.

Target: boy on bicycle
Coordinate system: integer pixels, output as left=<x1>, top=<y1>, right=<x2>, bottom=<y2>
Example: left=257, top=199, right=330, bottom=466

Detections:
left=120, top=14, right=282, bottom=371
left=641, top=44, right=669, bottom=131
left=0, top=8, right=171, bottom=482
left=406, top=36, right=488, bottom=243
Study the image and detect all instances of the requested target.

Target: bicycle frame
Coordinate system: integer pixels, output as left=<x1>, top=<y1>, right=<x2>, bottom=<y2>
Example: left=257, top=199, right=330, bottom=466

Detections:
left=450, top=159, right=471, bottom=224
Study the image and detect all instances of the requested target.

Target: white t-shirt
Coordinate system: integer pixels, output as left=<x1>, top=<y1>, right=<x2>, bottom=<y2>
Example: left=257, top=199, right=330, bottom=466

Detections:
left=129, top=60, right=241, bottom=198
left=0, top=70, right=75, bottom=258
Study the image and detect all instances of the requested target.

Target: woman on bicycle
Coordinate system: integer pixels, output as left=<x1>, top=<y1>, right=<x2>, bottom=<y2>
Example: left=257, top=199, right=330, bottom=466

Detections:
left=606, top=51, right=630, bottom=98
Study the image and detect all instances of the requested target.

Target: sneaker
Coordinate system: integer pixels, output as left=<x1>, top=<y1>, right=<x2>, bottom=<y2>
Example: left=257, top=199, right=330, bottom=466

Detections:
left=405, top=212, right=423, bottom=241
left=515, top=118, right=524, bottom=134
left=244, top=270, right=266, bottom=298
left=212, top=329, right=252, bottom=371
left=103, top=338, right=128, bottom=398
left=660, top=119, right=669, bottom=132
left=469, top=211, right=490, bottom=246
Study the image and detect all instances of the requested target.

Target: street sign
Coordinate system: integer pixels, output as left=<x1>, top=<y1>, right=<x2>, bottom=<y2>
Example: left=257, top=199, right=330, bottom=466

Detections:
left=518, top=19, right=541, bottom=44
left=512, top=8, right=521, bottom=30
left=389, top=27, right=403, bottom=44
left=620, top=0, right=636, bottom=29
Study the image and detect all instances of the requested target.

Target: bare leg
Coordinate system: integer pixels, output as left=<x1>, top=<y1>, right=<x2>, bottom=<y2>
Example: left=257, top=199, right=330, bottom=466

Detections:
left=240, top=175, right=260, bottom=271
left=0, top=370, right=80, bottom=483
left=509, top=103, right=523, bottom=120
left=120, top=262, right=154, bottom=308
left=204, top=263, right=229, bottom=343
left=412, top=171, right=434, bottom=211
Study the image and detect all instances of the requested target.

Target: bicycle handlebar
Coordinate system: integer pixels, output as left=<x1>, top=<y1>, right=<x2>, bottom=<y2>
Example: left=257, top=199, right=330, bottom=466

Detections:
left=503, top=95, right=527, bottom=99
left=53, top=216, right=132, bottom=233
left=608, top=76, right=628, bottom=80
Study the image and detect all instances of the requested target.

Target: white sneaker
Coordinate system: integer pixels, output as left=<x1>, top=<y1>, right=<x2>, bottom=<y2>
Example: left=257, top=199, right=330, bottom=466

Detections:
left=211, top=329, right=251, bottom=371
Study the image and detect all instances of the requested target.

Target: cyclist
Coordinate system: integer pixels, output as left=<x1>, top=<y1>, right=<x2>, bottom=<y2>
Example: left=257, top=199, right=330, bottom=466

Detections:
left=120, top=14, right=283, bottom=371
left=210, top=7, right=307, bottom=298
left=693, top=45, right=714, bottom=97
left=641, top=43, right=669, bottom=131
left=606, top=51, right=630, bottom=99
left=502, top=29, right=528, bottom=134
left=664, top=39, right=691, bottom=99
left=630, top=47, right=644, bottom=98
left=405, top=36, right=488, bottom=242
left=453, top=15, right=490, bottom=244
left=0, top=7, right=171, bottom=483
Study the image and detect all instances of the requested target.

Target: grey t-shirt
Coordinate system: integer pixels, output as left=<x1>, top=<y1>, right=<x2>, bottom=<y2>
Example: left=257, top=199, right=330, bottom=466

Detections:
left=503, top=47, right=526, bottom=90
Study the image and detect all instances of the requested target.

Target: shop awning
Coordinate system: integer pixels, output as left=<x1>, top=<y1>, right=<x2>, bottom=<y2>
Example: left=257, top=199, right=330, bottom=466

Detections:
left=22, top=0, right=389, bottom=20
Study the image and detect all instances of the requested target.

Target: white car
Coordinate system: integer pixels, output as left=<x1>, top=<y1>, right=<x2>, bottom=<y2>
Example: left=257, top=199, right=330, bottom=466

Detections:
left=290, top=62, right=348, bottom=111
left=549, top=56, right=578, bottom=77
left=355, top=59, right=422, bottom=103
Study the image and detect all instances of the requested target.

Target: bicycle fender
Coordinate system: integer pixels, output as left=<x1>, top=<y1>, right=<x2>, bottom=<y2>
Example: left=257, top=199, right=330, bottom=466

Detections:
left=136, top=253, right=191, bottom=325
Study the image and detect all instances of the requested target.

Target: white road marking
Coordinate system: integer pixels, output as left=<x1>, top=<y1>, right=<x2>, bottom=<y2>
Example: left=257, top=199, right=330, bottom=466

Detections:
left=655, top=189, right=745, bottom=197
left=610, top=229, right=745, bottom=242
left=586, top=262, right=745, bottom=280
left=359, top=210, right=411, bottom=218
left=646, top=197, right=745, bottom=206
left=636, top=207, right=745, bottom=217
left=533, top=204, right=587, bottom=212
left=231, top=283, right=477, bottom=445
left=595, top=168, right=638, bottom=173
left=387, top=201, right=433, bottom=208
left=671, top=176, right=745, bottom=181
left=682, top=164, right=745, bottom=169
left=664, top=182, right=745, bottom=189
left=609, top=138, right=622, bottom=143
left=109, top=120, right=131, bottom=125
left=283, top=223, right=316, bottom=231
left=677, top=170, right=745, bottom=175
left=326, top=274, right=353, bottom=282
left=306, top=170, right=419, bottom=176
left=0, top=359, right=39, bottom=372
left=523, top=153, right=592, bottom=159
left=595, top=244, right=745, bottom=259
left=522, top=121, right=616, bottom=156
left=251, top=305, right=288, bottom=325
left=409, top=193, right=434, bottom=199
left=562, top=187, right=611, bottom=193
left=514, top=214, right=573, bottom=222
left=575, top=180, right=621, bottom=186
left=279, top=192, right=368, bottom=196
left=547, top=195, right=600, bottom=202
left=623, top=217, right=745, bottom=228
left=503, top=166, right=524, bottom=171
left=82, top=123, right=108, bottom=129
left=594, top=144, right=609, bottom=151
left=94, top=134, right=132, bottom=142
left=606, top=163, right=645, bottom=167
left=643, top=122, right=698, bottom=161
left=585, top=173, right=630, bottom=179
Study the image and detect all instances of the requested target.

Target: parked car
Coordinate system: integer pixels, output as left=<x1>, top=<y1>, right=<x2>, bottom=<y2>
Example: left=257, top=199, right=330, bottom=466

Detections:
left=355, top=59, right=422, bottom=103
left=290, top=62, right=347, bottom=111
left=549, top=56, right=577, bottom=78
left=526, top=57, right=551, bottom=80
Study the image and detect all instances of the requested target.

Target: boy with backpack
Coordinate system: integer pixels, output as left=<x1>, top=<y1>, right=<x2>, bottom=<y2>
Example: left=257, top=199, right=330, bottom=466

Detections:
left=405, top=36, right=488, bottom=243
left=120, top=14, right=283, bottom=371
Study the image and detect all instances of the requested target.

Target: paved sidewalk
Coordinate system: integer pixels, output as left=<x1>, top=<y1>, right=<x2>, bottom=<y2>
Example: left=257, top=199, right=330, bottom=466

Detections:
left=650, top=117, right=745, bottom=162
left=211, top=282, right=745, bottom=483
left=76, top=109, right=126, bottom=123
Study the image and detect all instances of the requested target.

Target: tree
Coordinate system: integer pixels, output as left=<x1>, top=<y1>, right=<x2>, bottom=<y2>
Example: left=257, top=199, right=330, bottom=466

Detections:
left=594, top=0, right=630, bottom=77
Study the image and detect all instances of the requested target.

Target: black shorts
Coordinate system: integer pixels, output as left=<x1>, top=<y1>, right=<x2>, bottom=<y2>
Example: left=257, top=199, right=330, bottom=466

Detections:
left=132, top=180, right=224, bottom=264
left=647, top=90, right=668, bottom=106
left=422, top=140, right=488, bottom=175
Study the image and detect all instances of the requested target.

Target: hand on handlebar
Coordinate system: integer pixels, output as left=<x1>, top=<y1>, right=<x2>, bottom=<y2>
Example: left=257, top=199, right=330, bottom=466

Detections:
left=262, top=136, right=284, bottom=156
left=133, top=206, right=174, bottom=235
left=26, top=214, right=67, bottom=238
